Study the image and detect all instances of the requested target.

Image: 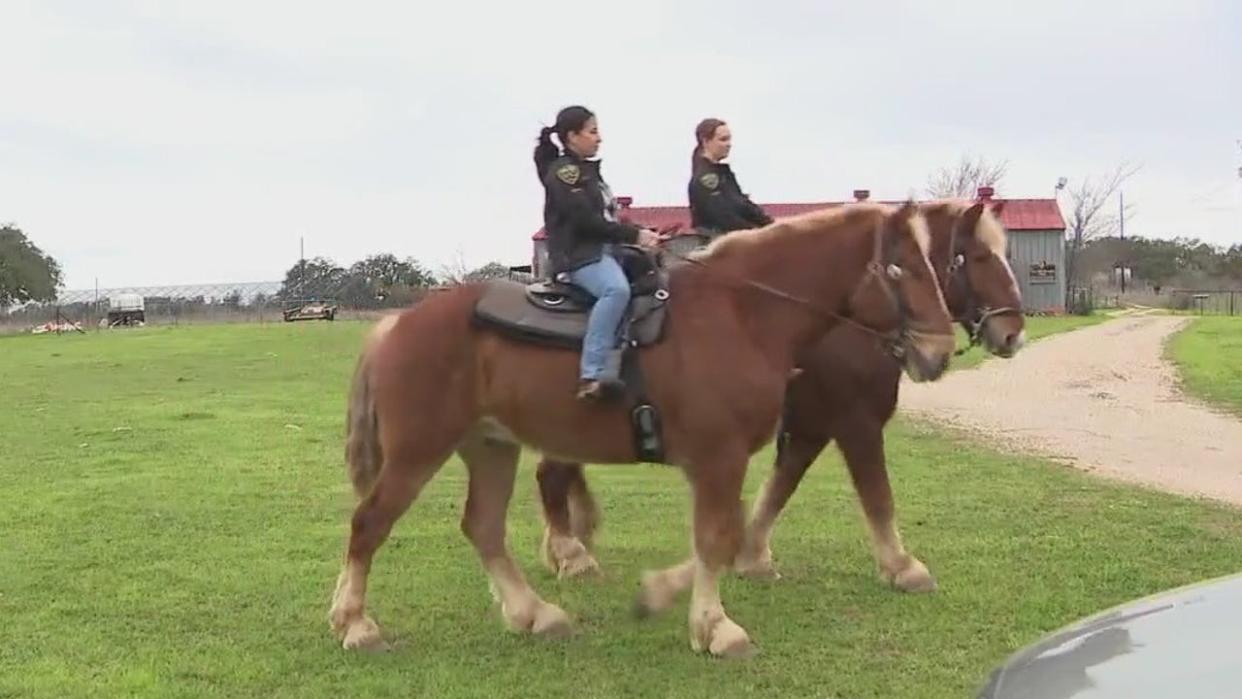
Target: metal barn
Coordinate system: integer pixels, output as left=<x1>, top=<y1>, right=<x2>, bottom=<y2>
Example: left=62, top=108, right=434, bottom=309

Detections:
left=1004, top=226, right=1067, bottom=313
left=530, top=187, right=1068, bottom=313
left=976, top=188, right=1067, bottom=313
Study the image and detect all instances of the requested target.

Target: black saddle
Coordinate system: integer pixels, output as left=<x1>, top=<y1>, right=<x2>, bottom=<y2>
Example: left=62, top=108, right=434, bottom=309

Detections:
left=472, top=245, right=671, bottom=349
left=470, top=245, right=677, bottom=463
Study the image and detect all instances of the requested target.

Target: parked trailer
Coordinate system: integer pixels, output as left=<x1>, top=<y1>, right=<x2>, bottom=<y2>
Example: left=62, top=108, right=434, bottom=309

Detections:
left=106, top=293, right=146, bottom=327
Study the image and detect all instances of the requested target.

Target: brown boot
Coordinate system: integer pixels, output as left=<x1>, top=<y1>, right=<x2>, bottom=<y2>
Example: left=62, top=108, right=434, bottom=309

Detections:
left=576, top=378, right=623, bottom=403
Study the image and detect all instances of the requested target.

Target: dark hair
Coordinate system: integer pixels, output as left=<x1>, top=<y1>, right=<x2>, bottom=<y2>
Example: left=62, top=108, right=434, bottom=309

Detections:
left=692, top=117, right=727, bottom=169
left=534, top=105, right=595, bottom=182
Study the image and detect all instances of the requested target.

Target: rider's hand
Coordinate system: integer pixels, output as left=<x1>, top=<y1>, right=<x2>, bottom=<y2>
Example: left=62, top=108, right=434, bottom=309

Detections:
left=637, top=228, right=662, bottom=248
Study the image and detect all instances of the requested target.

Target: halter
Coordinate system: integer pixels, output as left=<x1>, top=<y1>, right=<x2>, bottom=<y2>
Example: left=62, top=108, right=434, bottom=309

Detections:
left=941, top=218, right=1022, bottom=356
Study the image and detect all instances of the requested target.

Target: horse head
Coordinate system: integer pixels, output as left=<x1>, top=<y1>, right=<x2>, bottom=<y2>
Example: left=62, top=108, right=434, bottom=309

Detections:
left=938, top=201, right=1026, bottom=358
left=845, top=201, right=957, bottom=382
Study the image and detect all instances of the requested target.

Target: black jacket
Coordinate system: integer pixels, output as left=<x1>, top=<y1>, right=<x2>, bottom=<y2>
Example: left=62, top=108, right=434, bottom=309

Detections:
left=541, top=152, right=640, bottom=275
left=688, top=156, right=773, bottom=234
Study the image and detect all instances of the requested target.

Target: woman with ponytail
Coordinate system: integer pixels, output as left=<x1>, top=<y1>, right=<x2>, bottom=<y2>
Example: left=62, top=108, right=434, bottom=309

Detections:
left=688, top=118, right=772, bottom=236
left=534, top=105, right=661, bottom=402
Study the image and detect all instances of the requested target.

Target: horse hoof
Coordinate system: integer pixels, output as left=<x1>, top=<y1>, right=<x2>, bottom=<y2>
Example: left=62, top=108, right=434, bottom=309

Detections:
left=558, top=551, right=601, bottom=579
left=890, top=559, right=937, bottom=593
left=734, top=557, right=781, bottom=581
left=633, top=571, right=678, bottom=619
left=713, top=635, right=757, bottom=660
left=542, top=531, right=601, bottom=579
left=341, top=617, right=388, bottom=651
left=690, top=615, right=755, bottom=659
left=531, top=603, right=574, bottom=639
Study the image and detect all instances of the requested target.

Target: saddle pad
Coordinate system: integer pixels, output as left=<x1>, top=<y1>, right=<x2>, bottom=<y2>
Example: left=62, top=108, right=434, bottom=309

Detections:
left=472, top=280, right=669, bottom=349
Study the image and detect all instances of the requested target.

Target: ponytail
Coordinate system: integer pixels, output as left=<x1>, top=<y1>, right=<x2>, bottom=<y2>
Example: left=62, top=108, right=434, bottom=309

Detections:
left=533, top=126, right=559, bottom=182
left=533, top=105, right=596, bottom=183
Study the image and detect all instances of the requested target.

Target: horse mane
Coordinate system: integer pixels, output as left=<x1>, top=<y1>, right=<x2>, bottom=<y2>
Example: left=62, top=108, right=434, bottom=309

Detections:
left=691, top=202, right=926, bottom=261
left=974, top=206, right=1007, bottom=256
left=918, top=199, right=1008, bottom=257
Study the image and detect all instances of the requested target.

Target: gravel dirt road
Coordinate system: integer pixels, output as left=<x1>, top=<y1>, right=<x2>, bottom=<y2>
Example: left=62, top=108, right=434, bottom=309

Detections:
left=900, top=313, right=1242, bottom=506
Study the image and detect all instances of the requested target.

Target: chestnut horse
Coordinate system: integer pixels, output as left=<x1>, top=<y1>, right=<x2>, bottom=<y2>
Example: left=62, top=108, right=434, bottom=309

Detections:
left=328, top=202, right=958, bottom=658
left=535, top=201, right=1025, bottom=596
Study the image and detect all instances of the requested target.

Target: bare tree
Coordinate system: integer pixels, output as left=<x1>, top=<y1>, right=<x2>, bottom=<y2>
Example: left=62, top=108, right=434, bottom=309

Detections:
left=436, top=250, right=471, bottom=286
left=1062, top=162, right=1141, bottom=298
left=925, top=155, right=1009, bottom=198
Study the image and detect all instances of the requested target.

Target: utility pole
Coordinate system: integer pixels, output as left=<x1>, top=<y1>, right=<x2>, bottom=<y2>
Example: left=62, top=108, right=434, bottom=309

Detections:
left=298, top=236, right=305, bottom=299
left=1118, top=191, right=1126, bottom=294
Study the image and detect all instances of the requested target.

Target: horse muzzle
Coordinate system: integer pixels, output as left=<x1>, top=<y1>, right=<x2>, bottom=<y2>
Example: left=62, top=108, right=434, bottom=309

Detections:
left=903, top=332, right=955, bottom=382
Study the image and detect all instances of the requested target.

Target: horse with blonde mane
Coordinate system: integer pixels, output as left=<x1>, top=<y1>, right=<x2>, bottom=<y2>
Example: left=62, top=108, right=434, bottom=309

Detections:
left=535, top=200, right=1026, bottom=598
left=328, top=201, right=957, bottom=658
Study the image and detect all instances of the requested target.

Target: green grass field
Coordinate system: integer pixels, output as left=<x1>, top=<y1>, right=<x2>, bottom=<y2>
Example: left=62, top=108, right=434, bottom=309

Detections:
left=1167, top=316, right=1242, bottom=416
left=3, top=319, right=1240, bottom=698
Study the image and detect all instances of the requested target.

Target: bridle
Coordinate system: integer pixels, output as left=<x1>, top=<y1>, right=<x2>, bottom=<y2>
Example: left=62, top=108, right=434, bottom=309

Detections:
left=655, top=224, right=951, bottom=360
left=940, top=219, right=1022, bottom=356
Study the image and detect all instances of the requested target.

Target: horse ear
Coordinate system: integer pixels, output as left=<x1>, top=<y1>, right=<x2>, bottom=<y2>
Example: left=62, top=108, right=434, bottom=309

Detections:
left=889, top=199, right=930, bottom=253
left=960, top=202, right=986, bottom=234
left=893, top=199, right=918, bottom=224
left=988, top=200, right=1006, bottom=219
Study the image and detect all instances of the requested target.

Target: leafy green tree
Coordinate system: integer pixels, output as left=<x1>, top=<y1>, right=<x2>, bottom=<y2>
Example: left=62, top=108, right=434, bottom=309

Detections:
left=0, top=225, right=63, bottom=306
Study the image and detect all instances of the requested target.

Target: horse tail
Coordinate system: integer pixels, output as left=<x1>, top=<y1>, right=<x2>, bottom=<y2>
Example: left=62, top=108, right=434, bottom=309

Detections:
left=344, top=315, right=398, bottom=497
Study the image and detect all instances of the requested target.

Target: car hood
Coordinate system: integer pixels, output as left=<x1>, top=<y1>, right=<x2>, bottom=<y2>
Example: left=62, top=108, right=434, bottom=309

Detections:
left=978, top=572, right=1242, bottom=698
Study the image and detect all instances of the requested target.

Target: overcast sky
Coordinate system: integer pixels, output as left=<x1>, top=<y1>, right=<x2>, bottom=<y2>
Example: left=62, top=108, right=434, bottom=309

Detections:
left=2, top=0, right=1239, bottom=290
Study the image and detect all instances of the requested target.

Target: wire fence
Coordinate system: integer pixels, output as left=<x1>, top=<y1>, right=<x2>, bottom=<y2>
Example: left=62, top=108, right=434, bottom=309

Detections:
left=16, top=262, right=1232, bottom=338
left=0, top=270, right=540, bottom=336
left=1166, top=289, right=1242, bottom=315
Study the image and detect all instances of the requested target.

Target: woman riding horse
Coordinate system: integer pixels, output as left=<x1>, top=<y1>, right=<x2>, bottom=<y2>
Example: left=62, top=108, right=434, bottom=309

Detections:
left=533, top=105, right=662, bottom=401
left=688, top=118, right=773, bottom=236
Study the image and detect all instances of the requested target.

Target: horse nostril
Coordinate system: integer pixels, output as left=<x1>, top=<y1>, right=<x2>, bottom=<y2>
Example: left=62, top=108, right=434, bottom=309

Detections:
left=1003, top=331, right=1026, bottom=354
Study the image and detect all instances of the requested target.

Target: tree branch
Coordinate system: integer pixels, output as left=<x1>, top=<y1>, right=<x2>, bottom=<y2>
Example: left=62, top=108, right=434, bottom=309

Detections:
left=925, top=155, right=1009, bottom=198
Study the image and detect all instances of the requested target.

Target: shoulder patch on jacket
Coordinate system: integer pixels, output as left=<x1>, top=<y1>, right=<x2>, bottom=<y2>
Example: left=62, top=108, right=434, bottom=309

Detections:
left=555, top=163, right=580, bottom=186
left=699, top=172, right=720, bottom=190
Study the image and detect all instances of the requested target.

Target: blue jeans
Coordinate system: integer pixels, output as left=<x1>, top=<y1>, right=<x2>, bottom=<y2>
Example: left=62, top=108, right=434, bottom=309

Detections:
left=567, top=252, right=631, bottom=381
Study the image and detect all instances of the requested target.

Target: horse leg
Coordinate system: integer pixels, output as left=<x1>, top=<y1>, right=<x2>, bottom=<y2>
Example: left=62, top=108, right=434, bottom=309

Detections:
left=686, top=452, right=753, bottom=657
left=536, top=458, right=600, bottom=579
left=633, top=558, right=695, bottom=617
left=636, top=452, right=753, bottom=657
left=735, top=431, right=829, bottom=579
left=462, top=436, right=572, bottom=637
left=835, top=420, right=936, bottom=593
left=567, top=467, right=601, bottom=549
left=329, top=445, right=447, bottom=650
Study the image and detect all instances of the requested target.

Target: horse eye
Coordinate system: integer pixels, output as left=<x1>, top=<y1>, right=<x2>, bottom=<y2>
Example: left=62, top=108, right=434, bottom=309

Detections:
left=886, top=264, right=904, bottom=280
left=954, top=254, right=965, bottom=267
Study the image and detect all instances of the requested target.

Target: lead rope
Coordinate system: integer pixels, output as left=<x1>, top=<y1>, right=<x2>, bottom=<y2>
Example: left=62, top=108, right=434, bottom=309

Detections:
left=656, top=239, right=902, bottom=345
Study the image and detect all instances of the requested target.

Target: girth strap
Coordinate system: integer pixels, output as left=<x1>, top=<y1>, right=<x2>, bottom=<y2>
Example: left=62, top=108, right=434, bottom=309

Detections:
left=616, top=322, right=665, bottom=463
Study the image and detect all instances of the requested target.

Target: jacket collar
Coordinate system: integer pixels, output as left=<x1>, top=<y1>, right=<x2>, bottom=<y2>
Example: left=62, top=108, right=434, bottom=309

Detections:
left=565, top=150, right=602, bottom=176
left=696, top=154, right=732, bottom=174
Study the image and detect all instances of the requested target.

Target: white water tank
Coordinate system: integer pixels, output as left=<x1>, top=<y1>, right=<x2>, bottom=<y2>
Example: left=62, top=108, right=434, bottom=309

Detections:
left=109, top=293, right=145, bottom=312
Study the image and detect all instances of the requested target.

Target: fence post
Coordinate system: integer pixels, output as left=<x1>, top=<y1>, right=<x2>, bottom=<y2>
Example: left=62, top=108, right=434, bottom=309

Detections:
left=1231, top=291, right=1235, bottom=317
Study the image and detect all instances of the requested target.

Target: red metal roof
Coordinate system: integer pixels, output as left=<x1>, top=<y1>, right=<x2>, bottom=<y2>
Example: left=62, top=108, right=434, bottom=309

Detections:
left=531, top=197, right=1065, bottom=240
left=988, top=198, right=1067, bottom=231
